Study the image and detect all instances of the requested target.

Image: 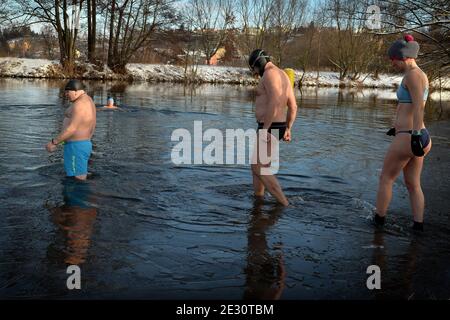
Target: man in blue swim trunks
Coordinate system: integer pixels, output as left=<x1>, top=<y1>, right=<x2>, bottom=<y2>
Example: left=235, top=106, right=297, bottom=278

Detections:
left=46, top=80, right=97, bottom=180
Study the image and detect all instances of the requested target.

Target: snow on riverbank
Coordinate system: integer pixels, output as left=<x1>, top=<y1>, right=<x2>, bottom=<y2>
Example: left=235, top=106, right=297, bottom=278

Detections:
left=0, top=58, right=62, bottom=78
left=0, top=57, right=120, bottom=80
left=1, top=57, right=449, bottom=92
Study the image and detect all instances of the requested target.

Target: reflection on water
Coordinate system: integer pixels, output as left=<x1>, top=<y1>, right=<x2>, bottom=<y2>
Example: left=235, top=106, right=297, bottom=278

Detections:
left=48, top=179, right=97, bottom=266
left=244, top=200, right=286, bottom=300
left=369, top=227, right=442, bottom=300
left=0, top=79, right=449, bottom=299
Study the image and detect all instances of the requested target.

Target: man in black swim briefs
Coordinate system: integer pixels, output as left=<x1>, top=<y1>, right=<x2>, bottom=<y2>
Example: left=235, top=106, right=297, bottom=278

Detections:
left=248, top=49, right=298, bottom=206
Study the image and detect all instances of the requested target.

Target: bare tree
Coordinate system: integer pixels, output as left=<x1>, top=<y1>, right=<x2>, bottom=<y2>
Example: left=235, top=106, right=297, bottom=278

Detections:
left=235, top=0, right=307, bottom=65
left=236, top=0, right=273, bottom=53
left=314, top=1, right=328, bottom=79
left=324, top=0, right=382, bottom=80
left=87, top=0, right=96, bottom=63
left=185, top=0, right=235, bottom=65
left=13, top=0, right=84, bottom=74
left=106, top=0, right=179, bottom=72
left=0, top=3, right=8, bottom=24
left=41, top=24, right=58, bottom=59
left=296, top=22, right=315, bottom=83
left=94, top=0, right=109, bottom=61
left=0, top=0, right=26, bottom=25
left=291, top=0, right=326, bottom=80
left=180, top=14, right=201, bottom=82
left=267, top=0, right=308, bottom=66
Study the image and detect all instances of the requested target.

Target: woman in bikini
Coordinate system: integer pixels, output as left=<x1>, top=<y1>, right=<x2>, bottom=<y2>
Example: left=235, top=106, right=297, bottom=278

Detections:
left=374, top=35, right=431, bottom=231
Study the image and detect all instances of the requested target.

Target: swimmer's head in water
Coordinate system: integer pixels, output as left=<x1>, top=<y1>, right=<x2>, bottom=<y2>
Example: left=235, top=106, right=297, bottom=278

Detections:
left=107, top=97, right=114, bottom=106
left=248, top=49, right=271, bottom=77
left=64, top=79, right=85, bottom=101
left=388, top=34, right=419, bottom=63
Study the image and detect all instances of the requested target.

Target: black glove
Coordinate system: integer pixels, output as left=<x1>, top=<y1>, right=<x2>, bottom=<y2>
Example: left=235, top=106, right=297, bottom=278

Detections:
left=411, top=131, right=425, bottom=157
left=386, top=128, right=396, bottom=136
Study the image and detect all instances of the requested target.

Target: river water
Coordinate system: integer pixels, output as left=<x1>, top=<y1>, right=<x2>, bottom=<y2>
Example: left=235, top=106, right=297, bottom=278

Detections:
left=0, top=79, right=449, bottom=299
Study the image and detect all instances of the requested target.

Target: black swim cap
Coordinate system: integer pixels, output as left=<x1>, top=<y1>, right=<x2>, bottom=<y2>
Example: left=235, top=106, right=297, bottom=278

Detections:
left=65, top=79, right=84, bottom=91
left=248, top=49, right=271, bottom=77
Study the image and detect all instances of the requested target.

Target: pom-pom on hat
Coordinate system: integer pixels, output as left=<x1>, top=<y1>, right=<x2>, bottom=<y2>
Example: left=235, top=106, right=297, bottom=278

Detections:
left=404, top=34, right=414, bottom=42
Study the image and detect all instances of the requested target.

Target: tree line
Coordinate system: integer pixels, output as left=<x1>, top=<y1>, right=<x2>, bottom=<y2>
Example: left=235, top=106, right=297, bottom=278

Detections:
left=0, top=0, right=448, bottom=81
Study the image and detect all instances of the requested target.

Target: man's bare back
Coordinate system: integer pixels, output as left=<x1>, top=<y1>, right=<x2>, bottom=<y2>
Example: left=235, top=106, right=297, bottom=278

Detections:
left=255, top=65, right=292, bottom=123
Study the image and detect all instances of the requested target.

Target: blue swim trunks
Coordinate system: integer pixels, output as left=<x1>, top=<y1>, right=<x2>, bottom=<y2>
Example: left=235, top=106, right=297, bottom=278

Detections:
left=63, top=140, right=92, bottom=177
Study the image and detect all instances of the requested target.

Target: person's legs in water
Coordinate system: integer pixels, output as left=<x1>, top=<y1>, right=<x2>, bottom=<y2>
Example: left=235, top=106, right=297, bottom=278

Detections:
left=403, top=139, right=431, bottom=230
left=403, top=156, right=425, bottom=228
left=253, top=172, right=265, bottom=197
left=375, top=134, right=412, bottom=222
left=252, top=130, right=267, bottom=197
left=251, top=130, right=288, bottom=206
left=252, top=166, right=288, bottom=206
left=262, top=147, right=287, bottom=205
left=252, top=124, right=285, bottom=198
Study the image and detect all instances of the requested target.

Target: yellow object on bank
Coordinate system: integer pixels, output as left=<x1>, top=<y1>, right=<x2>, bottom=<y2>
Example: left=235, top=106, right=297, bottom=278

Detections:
left=283, top=68, right=295, bottom=88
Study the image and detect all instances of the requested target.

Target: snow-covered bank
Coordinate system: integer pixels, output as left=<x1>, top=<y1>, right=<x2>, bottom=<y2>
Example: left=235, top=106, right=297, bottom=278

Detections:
left=0, top=57, right=122, bottom=80
left=1, top=57, right=449, bottom=91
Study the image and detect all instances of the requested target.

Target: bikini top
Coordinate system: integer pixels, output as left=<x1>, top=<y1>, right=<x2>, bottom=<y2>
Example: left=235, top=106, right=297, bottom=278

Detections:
left=397, top=80, right=429, bottom=103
